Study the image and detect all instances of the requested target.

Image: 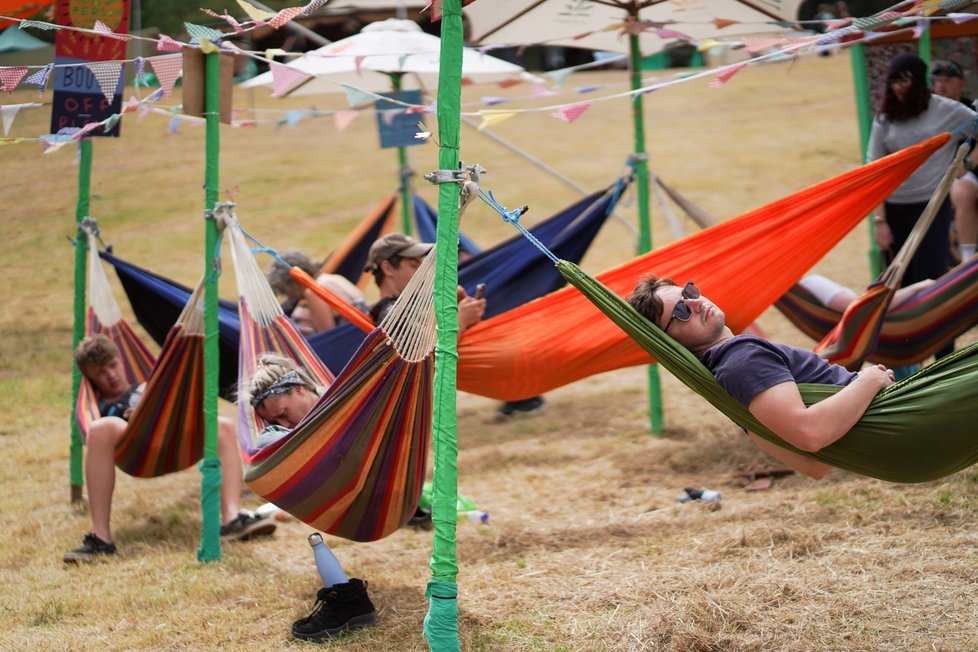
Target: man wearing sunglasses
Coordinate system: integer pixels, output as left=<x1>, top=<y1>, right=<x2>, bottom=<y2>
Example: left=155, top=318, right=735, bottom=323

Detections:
left=628, top=275, right=896, bottom=479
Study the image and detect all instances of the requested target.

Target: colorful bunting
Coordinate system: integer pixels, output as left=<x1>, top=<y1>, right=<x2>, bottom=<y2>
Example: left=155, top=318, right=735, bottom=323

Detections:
left=185, top=22, right=224, bottom=45
left=285, top=109, right=306, bottom=128
left=198, top=38, right=220, bottom=54
left=270, top=63, right=311, bottom=97
left=546, top=68, right=572, bottom=89
left=341, top=83, right=375, bottom=107
left=86, top=62, right=123, bottom=101
left=550, top=102, right=591, bottom=124
left=477, top=110, right=515, bottom=131
left=19, top=20, right=58, bottom=31
left=713, top=18, right=741, bottom=30
left=481, top=96, right=508, bottom=106
left=948, top=12, right=978, bottom=23
left=237, top=0, right=277, bottom=22
left=270, top=7, right=304, bottom=29
left=24, top=64, right=53, bottom=91
left=93, top=20, right=131, bottom=41
left=72, top=120, right=103, bottom=140
left=149, top=55, right=183, bottom=97
left=303, top=0, right=329, bottom=15
left=157, top=35, right=183, bottom=52
left=201, top=8, right=244, bottom=32
left=496, top=78, right=521, bottom=89
left=0, top=137, right=29, bottom=146
left=708, top=62, right=747, bottom=88
left=575, top=85, right=600, bottom=94
left=1, top=103, right=34, bottom=136
left=40, top=132, right=75, bottom=154
left=0, top=67, right=29, bottom=93
left=334, top=110, right=359, bottom=132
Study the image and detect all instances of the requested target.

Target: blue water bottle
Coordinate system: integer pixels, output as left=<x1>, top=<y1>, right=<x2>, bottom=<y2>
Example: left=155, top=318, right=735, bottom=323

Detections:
left=308, top=532, right=348, bottom=588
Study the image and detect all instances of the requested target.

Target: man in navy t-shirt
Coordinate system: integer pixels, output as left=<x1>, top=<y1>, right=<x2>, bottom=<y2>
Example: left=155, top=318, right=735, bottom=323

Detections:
left=627, top=274, right=896, bottom=479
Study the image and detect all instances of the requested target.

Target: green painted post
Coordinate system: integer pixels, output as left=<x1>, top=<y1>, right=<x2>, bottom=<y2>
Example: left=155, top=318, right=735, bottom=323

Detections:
left=197, top=50, right=222, bottom=562
left=849, top=43, right=882, bottom=276
left=70, top=138, right=93, bottom=503
left=629, top=30, right=664, bottom=435
left=423, top=1, right=463, bottom=648
left=391, top=73, right=414, bottom=234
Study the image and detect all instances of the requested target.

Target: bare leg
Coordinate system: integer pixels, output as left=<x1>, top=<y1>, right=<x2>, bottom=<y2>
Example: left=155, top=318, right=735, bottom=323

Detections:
left=951, top=178, right=978, bottom=257
left=217, top=416, right=242, bottom=524
left=84, top=417, right=128, bottom=543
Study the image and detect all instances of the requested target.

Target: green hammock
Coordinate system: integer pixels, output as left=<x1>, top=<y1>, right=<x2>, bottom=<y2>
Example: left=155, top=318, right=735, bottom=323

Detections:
left=557, top=260, right=978, bottom=484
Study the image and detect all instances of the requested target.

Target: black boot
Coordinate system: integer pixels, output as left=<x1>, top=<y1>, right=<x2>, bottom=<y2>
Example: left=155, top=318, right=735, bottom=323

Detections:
left=291, top=578, right=378, bottom=642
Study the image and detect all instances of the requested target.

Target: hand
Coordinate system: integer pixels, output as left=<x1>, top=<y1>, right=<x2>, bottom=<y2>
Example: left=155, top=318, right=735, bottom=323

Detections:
left=857, top=363, right=895, bottom=390
left=873, top=220, right=893, bottom=251
left=457, top=295, right=486, bottom=334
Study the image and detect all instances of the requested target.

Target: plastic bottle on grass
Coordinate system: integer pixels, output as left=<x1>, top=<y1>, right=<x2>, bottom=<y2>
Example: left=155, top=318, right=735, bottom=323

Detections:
left=419, top=482, right=489, bottom=524
left=308, top=532, right=348, bottom=587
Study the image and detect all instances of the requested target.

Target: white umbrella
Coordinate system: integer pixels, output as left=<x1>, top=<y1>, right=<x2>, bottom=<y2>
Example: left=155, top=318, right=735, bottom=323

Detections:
left=466, top=0, right=804, bottom=54
left=242, top=18, right=533, bottom=96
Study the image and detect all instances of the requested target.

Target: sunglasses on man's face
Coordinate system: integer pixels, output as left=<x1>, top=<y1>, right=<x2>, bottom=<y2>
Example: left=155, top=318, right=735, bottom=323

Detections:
left=663, top=281, right=701, bottom=332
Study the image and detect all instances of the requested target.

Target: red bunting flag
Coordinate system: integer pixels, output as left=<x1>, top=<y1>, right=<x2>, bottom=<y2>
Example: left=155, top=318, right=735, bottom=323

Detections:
left=93, top=20, right=131, bottom=41
left=0, top=67, right=28, bottom=93
left=270, top=7, right=304, bottom=29
left=551, top=101, right=592, bottom=123
left=708, top=62, right=747, bottom=88
left=157, top=35, right=183, bottom=52
left=270, top=63, right=311, bottom=97
left=149, top=54, right=184, bottom=97
left=334, top=110, right=359, bottom=132
left=713, top=18, right=740, bottom=30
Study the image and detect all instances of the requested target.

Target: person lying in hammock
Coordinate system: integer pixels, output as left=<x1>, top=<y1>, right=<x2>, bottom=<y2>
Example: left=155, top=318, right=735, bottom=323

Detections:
left=63, top=335, right=276, bottom=563
left=247, top=354, right=378, bottom=641
left=798, top=274, right=936, bottom=312
left=628, top=276, right=897, bottom=480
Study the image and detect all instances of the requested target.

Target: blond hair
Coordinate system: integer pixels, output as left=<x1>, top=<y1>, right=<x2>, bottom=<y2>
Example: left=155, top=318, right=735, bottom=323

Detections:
left=246, top=354, right=322, bottom=407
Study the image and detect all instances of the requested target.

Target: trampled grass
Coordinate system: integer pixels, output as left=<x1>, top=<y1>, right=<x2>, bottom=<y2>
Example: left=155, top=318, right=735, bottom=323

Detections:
left=3, top=52, right=978, bottom=650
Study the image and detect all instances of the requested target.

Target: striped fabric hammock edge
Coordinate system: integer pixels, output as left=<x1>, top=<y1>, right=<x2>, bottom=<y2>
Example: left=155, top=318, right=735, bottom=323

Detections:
left=226, top=210, right=436, bottom=542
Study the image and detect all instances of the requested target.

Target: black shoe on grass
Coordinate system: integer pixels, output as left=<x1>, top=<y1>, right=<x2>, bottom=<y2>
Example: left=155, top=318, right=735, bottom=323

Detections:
left=497, top=396, right=545, bottom=417
left=292, top=579, right=378, bottom=642
left=220, top=511, right=277, bottom=542
left=63, top=533, right=117, bottom=563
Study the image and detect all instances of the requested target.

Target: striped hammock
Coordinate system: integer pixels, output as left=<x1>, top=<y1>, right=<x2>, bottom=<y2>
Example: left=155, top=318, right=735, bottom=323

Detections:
left=77, top=230, right=208, bottom=478
left=226, top=209, right=436, bottom=542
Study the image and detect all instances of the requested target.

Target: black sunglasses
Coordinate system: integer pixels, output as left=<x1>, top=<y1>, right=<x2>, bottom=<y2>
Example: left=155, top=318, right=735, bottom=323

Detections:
left=663, top=281, right=700, bottom=332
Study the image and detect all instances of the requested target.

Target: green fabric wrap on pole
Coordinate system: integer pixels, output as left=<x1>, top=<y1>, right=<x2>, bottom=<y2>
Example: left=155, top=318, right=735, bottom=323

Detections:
left=424, top=0, right=463, bottom=649
left=849, top=44, right=882, bottom=277
left=424, top=581, right=459, bottom=650
left=197, top=51, right=222, bottom=563
left=628, top=28, right=663, bottom=435
left=70, top=138, right=93, bottom=500
left=392, top=73, right=413, bottom=234
left=558, top=259, right=978, bottom=483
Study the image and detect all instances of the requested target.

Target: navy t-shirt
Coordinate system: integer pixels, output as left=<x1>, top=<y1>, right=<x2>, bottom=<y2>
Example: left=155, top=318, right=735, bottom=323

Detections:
left=700, top=335, right=857, bottom=408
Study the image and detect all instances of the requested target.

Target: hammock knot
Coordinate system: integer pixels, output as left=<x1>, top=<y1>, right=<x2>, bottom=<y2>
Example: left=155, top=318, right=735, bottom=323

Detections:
left=207, top=202, right=236, bottom=231
left=78, top=216, right=100, bottom=239
left=626, top=153, right=649, bottom=169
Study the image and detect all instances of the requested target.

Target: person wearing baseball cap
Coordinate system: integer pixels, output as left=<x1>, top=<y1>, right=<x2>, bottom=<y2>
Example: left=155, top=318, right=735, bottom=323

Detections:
left=931, top=59, right=973, bottom=108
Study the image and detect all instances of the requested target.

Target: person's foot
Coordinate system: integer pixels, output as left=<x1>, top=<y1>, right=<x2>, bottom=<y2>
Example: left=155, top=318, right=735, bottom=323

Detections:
left=291, top=579, right=378, bottom=642
left=496, top=396, right=545, bottom=418
left=220, top=511, right=277, bottom=542
left=63, top=532, right=117, bottom=563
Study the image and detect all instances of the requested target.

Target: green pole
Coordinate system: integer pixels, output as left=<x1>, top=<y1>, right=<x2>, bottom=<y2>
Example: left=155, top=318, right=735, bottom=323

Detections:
left=70, top=138, right=93, bottom=503
left=423, top=0, right=462, bottom=648
left=629, top=29, right=664, bottom=435
left=391, top=73, right=414, bottom=235
left=197, top=50, right=222, bottom=562
left=849, top=43, right=882, bottom=277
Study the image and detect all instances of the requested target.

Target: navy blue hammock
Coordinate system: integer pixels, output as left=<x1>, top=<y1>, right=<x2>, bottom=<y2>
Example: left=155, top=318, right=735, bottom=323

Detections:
left=102, top=176, right=630, bottom=393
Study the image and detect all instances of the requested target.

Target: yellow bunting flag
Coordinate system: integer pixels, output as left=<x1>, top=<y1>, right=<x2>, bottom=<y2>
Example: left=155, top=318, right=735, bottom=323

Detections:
left=237, top=0, right=277, bottom=22
left=478, top=111, right=516, bottom=131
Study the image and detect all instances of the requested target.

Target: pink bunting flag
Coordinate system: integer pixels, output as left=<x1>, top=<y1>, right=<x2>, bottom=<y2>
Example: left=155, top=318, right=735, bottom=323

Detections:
left=157, top=35, right=183, bottom=52
left=740, top=36, right=786, bottom=54
left=0, top=67, right=28, bottom=93
left=122, top=97, right=140, bottom=113
left=708, top=62, right=747, bottom=88
left=149, top=55, right=183, bottom=97
left=93, top=20, right=131, bottom=41
left=550, top=102, right=591, bottom=124
left=531, top=82, right=555, bottom=98
left=428, top=0, right=478, bottom=21
left=201, top=8, right=244, bottom=32
left=270, top=7, right=304, bottom=29
left=72, top=120, right=103, bottom=141
left=334, top=110, right=359, bottom=132
left=654, top=27, right=691, bottom=40
left=86, top=62, right=123, bottom=102
left=270, top=63, right=311, bottom=97
left=354, top=56, right=365, bottom=75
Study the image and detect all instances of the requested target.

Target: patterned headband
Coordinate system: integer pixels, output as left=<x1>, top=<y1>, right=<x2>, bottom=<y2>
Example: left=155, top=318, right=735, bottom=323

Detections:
left=250, top=370, right=304, bottom=407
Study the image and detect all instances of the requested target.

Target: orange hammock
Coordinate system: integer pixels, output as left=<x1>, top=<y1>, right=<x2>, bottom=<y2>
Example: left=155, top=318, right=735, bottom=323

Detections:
left=77, top=229, right=208, bottom=478
left=453, top=133, right=949, bottom=400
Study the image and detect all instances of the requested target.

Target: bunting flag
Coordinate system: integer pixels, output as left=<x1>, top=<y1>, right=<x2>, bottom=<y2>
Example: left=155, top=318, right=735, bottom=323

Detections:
left=714, top=18, right=741, bottom=30
left=341, top=83, right=375, bottom=107
left=285, top=109, right=306, bottom=128
left=149, top=55, right=183, bottom=97
left=655, top=27, right=692, bottom=40
left=93, top=20, right=131, bottom=41
left=550, top=101, right=591, bottom=123
left=948, top=12, right=978, bottom=23
left=86, top=62, right=123, bottom=102
left=546, top=67, right=573, bottom=88
left=201, top=8, right=244, bottom=32
left=157, top=35, right=183, bottom=52
left=40, top=132, right=75, bottom=154
left=102, top=113, right=121, bottom=132
left=168, top=114, right=181, bottom=134
left=19, top=20, right=58, bottom=30
left=379, top=108, right=401, bottom=126
left=270, top=7, right=304, bottom=29
left=0, top=67, right=28, bottom=93
left=270, top=63, right=311, bottom=97
left=354, top=55, right=365, bottom=75
left=198, top=38, right=220, bottom=54
left=0, top=137, right=30, bottom=146
left=25, top=63, right=53, bottom=91
left=477, top=110, right=515, bottom=131
left=185, top=22, right=224, bottom=45
left=481, top=96, right=508, bottom=106
left=531, top=82, right=555, bottom=98
left=122, top=97, right=140, bottom=113
left=303, top=0, right=329, bottom=15
left=334, top=109, right=359, bottom=132
left=852, top=11, right=901, bottom=31
left=428, top=0, right=478, bottom=21
left=496, top=78, right=521, bottom=89
left=2, top=103, right=24, bottom=136
left=72, top=120, right=103, bottom=140
left=740, top=36, right=787, bottom=54
left=575, top=85, right=600, bottom=94
left=237, top=0, right=277, bottom=22
left=708, top=62, right=747, bottom=88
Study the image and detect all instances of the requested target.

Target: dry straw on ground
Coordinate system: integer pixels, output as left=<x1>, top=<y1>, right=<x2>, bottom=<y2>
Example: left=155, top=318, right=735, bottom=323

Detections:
left=2, top=54, right=978, bottom=651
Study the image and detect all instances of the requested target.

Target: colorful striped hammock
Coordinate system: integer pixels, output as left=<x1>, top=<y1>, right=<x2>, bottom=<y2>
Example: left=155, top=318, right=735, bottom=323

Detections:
left=77, top=230, right=207, bottom=478
left=226, top=209, right=436, bottom=542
